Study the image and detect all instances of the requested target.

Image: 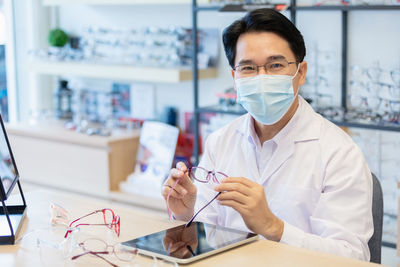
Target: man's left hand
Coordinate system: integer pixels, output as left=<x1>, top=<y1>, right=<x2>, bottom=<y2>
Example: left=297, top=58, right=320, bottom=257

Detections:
left=214, top=177, right=284, bottom=242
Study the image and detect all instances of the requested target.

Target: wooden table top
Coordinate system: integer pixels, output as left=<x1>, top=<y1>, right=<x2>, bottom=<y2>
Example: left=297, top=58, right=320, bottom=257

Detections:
left=0, top=189, right=382, bottom=267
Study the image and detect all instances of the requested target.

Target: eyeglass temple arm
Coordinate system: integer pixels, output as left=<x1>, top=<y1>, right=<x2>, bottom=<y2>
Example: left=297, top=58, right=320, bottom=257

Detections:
left=72, top=251, right=117, bottom=267
left=69, top=210, right=99, bottom=227
left=73, top=222, right=118, bottom=227
left=65, top=222, right=116, bottom=237
left=185, top=192, right=221, bottom=228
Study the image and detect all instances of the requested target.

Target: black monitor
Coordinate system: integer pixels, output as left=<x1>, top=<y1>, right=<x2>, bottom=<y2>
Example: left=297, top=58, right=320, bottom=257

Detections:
left=0, top=114, right=19, bottom=201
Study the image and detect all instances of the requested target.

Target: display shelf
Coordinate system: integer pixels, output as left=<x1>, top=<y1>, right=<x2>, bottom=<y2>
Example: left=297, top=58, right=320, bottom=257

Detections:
left=330, top=120, right=400, bottom=132
left=197, top=105, right=400, bottom=132
left=196, top=3, right=288, bottom=12
left=27, top=60, right=217, bottom=83
left=196, top=4, right=400, bottom=12
left=5, top=121, right=140, bottom=149
left=219, top=3, right=288, bottom=12
left=195, top=5, right=221, bottom=11
left=42, top=0, right=210, bottom=6
left=6, top=122, right=140, bottom=195
left=382, top=241, right=396, bottom=249
left=294, top=5, right=400, bottom=11
left=195, top=0, right=400, bottom=163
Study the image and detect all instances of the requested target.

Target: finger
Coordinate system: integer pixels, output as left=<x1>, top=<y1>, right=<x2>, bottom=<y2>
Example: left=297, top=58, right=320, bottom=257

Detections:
left=171, top=247, right=192, bottom=259
left=221, top=177, right=255, bottom=187
left=176, top=162, right=188, bottom=173
left=170, top=168, right=187, bottom=179
left=163, top=181, right=188, bottom=196
left=218, top=199, right=246, bottom=214
left=170, top=168, right=194, bottom=188
left=169, top=241, right=186, bottom=254
left=162, top=186, right=184, bottom=199
left=217, top=191, right=248, bottom=205
left=214, top=182, right=252, bottom=196
left=172, top=175, right=197, bottom=196
left=162, top=237, right=173, bottom=249
left=162, top=185, right=183, bottom=200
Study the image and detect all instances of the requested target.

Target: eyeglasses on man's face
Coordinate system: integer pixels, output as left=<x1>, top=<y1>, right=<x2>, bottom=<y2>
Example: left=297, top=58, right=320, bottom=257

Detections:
left=233, top=58, right=298, bottom=78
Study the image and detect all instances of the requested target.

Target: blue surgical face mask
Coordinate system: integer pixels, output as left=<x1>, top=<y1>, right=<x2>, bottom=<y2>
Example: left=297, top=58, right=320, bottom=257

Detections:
left=235, top=67, right=299, bottom=125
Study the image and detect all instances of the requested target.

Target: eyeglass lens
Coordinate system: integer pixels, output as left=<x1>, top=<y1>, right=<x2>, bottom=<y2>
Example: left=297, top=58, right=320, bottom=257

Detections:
left=167, top=167, right=227, bottom=222
left=235, top=60, right=295, bottom=78
left=190, top=167, right=226, bottom=183
left=81, top=238, right=136, bottom=262
left=103, top=209, right=115, bottom=225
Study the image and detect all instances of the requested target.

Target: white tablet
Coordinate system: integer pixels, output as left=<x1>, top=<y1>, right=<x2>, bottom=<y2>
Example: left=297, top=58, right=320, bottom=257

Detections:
left=122, top=221, right=258, bottom=264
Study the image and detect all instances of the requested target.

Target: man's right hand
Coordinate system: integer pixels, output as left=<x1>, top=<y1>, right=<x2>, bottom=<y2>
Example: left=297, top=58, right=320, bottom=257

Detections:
left=162, top=162, right=197, bottom=221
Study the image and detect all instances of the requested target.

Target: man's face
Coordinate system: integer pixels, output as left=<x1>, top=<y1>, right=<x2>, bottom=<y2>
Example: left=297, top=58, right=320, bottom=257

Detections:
left=231, top=31, right=307, bottom=94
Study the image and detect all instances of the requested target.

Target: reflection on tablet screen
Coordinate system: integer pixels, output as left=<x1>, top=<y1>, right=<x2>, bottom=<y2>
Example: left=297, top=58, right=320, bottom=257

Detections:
left=122, top=222, right=257, bottom=261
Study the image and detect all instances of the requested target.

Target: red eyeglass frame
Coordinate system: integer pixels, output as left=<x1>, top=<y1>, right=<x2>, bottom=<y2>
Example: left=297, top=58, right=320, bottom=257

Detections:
left=64, top=208, right=120, bottom=238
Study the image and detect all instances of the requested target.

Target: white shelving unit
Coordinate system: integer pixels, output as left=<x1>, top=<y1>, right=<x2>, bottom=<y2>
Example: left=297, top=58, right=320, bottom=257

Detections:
left=42, top=0, right=210, bottom=6
left=22, top=0, right=217, bottom=211
left=27, top=60, right=217, bottom=83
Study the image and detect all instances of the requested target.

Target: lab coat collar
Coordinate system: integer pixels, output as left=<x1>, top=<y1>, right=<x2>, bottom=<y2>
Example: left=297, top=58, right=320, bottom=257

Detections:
left=237, top=96, right=322, bottom=184
left=275, top=96, right=322, bottom=143
left=237, top=96, right=321, bottom=144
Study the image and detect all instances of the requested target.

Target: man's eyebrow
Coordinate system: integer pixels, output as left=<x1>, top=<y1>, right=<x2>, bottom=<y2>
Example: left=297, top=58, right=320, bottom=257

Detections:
left=268, top=55, right=287, bottom=61
left=236, top=59, right=254, bottom=66
left=236, top=55, right=288, bottom=66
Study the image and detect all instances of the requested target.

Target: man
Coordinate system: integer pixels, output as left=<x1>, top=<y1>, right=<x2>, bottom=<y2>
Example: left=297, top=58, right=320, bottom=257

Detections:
left=162, top=8, right=373, bottom=261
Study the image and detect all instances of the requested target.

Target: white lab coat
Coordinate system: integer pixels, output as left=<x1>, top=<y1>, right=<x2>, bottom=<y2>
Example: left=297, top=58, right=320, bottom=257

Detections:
left=195, top=96, right=373, bottom=261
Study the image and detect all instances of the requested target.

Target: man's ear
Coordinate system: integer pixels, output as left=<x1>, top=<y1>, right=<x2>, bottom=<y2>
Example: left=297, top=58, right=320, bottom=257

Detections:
left=298, top=61, right=307, bottom=86
left=231, top=69, right=237, bottom=91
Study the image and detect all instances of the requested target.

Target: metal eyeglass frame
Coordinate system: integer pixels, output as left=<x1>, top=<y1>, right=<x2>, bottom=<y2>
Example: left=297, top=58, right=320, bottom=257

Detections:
left=166, top=166, right=228, bottom=227
left=71, top=237, right=138, bottom=267
left=233, top=58, right=298, bottom=77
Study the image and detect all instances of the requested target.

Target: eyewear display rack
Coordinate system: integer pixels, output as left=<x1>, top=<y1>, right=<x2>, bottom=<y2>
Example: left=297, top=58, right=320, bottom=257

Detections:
left=192, top=0, right=400, bottom=161
left=0, top=112, right=27, bottom=245
left=0, top=181, right=27, bottom=245
left=191, top=0, right=400, bottom=249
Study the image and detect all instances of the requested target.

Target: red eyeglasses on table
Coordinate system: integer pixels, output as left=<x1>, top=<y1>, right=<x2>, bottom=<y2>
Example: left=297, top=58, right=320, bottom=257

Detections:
left=64, top=208, right=120, bottom=238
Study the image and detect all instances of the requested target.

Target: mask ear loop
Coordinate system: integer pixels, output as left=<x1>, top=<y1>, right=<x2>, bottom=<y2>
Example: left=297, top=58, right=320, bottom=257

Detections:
left=291, top=63, right=301, bottom=80
left=291, top=63, right=302, bottom=98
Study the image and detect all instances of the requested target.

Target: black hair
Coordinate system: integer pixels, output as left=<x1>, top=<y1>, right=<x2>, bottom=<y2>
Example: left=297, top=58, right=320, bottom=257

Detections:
left=222, top=8, right=306, bottom=68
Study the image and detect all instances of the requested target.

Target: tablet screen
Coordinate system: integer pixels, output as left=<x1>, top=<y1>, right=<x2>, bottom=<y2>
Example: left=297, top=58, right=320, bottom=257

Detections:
left=122, top=222, right=257, bottom=262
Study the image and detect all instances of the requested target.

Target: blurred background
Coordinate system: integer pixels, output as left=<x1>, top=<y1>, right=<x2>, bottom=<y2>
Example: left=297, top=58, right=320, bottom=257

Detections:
left=0, top=0, right=399, bottom=265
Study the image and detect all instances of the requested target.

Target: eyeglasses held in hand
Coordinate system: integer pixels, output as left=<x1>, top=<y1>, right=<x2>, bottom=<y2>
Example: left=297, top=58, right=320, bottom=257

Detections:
left=71, top=238, right=137, bottom=267
left=166, top=166, right=228, bottom=227
left=65, top=209, right=120, bottom=238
